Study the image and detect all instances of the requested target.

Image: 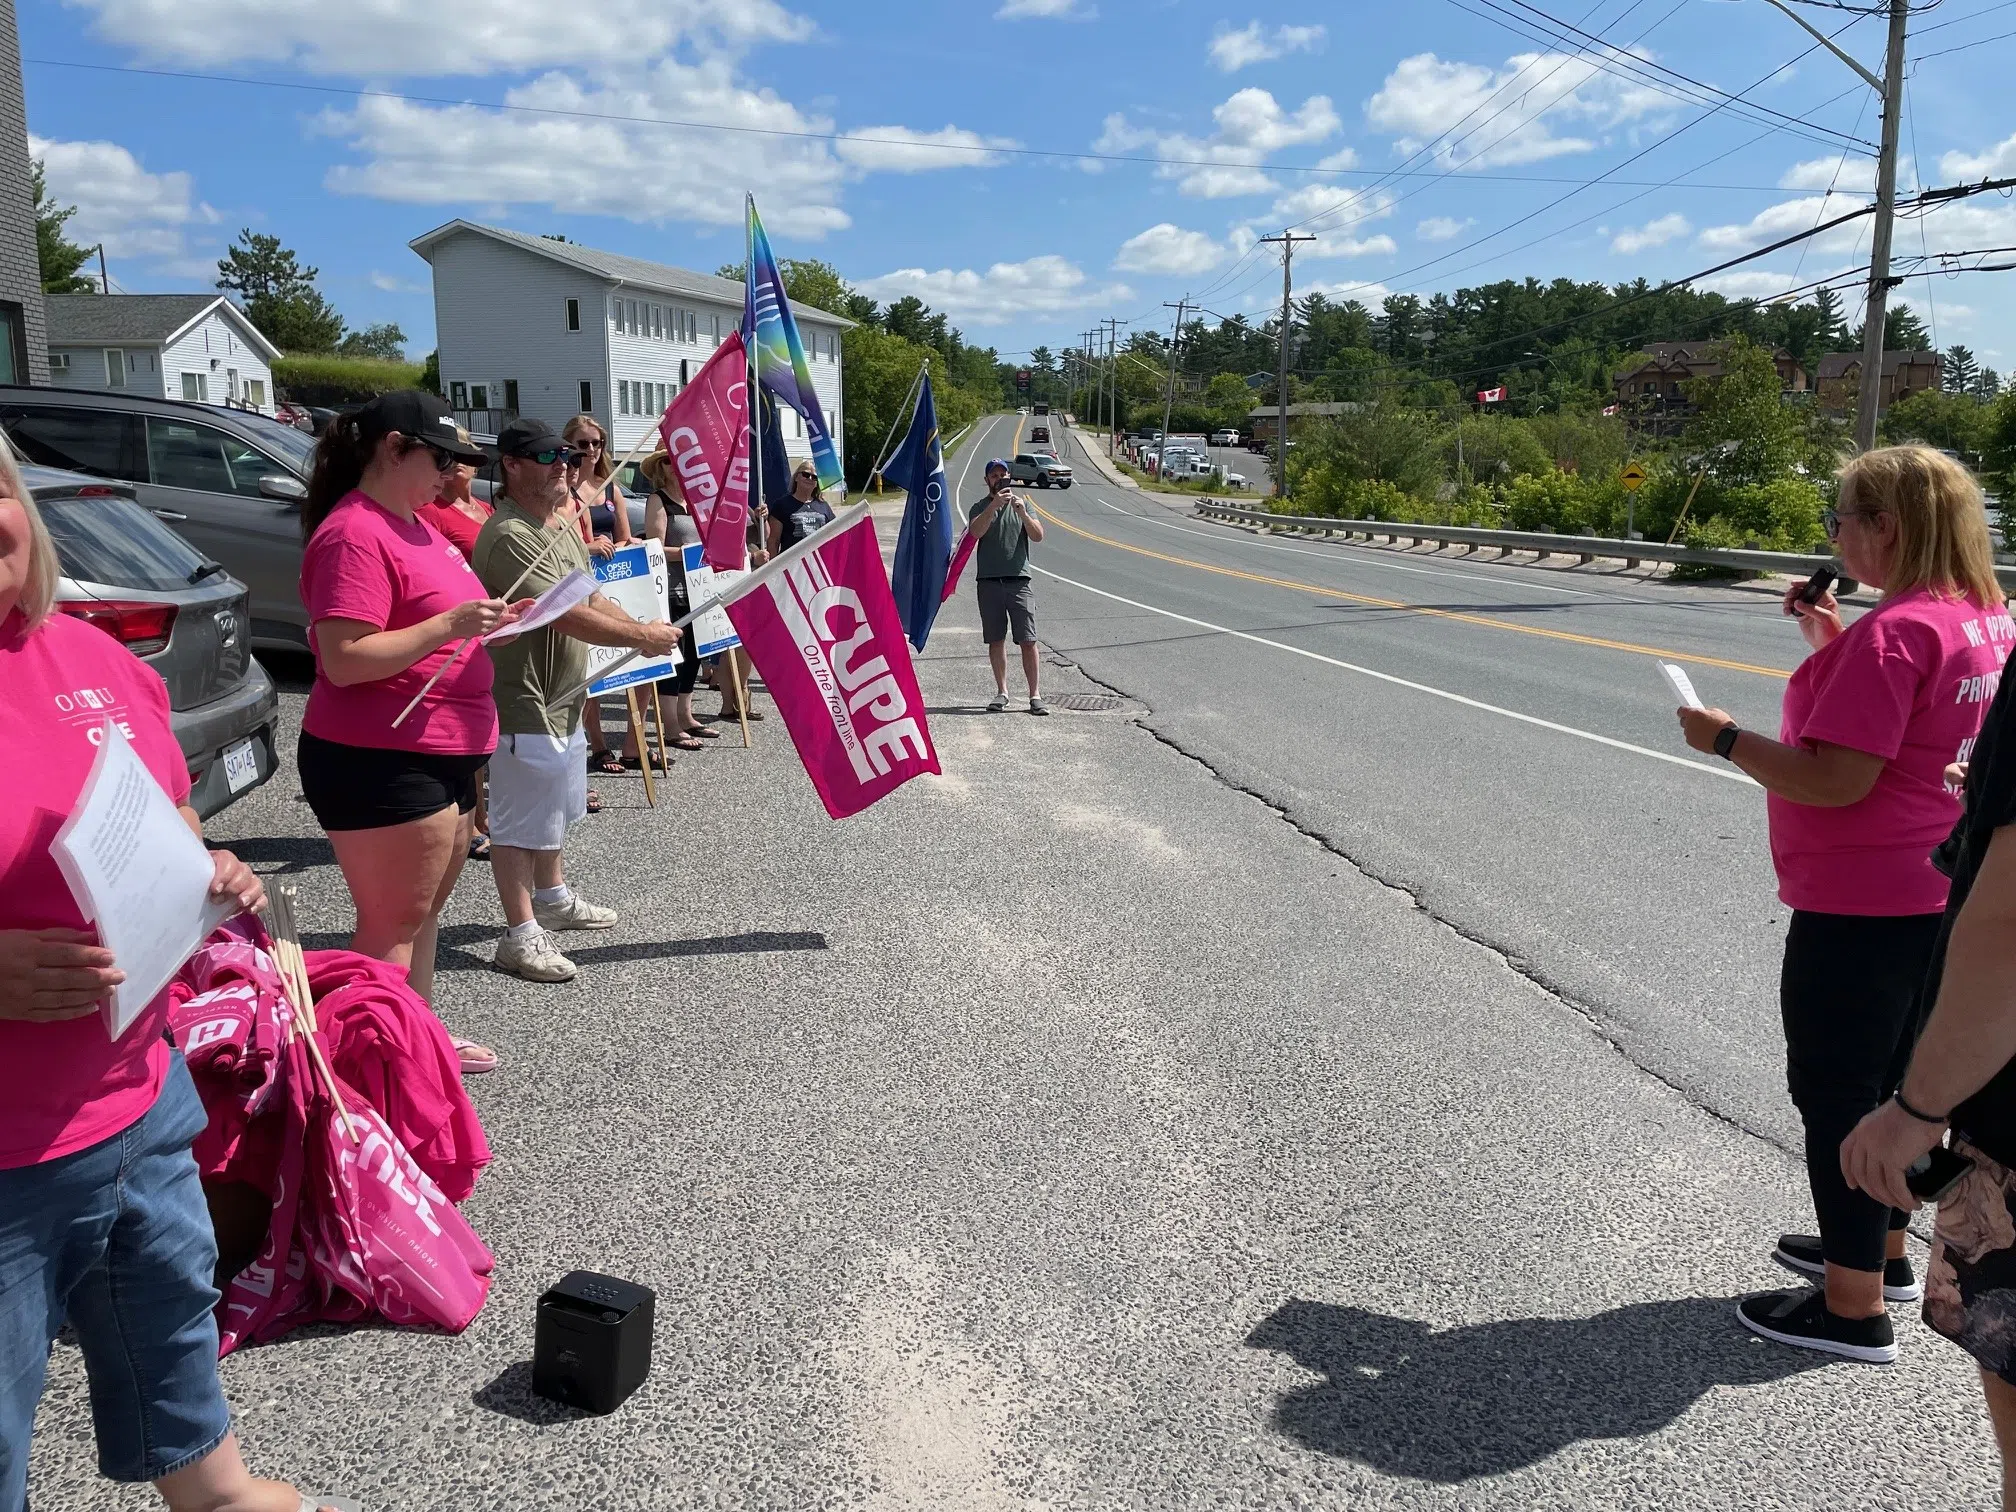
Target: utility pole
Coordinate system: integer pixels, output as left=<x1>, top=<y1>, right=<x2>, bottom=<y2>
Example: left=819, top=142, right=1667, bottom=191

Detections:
left=1760, top=0, right=1907, bottom=451
left=1158, top=297, right=1188, bottom=474
left=96, top=244, right=109, bottom=295
left=1099, top=317, right=1123, bottom=457
left=1259, top=232, right=1315, bottom=499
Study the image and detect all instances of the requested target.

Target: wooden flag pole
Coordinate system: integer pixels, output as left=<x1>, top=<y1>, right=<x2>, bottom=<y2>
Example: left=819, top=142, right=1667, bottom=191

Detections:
left=626, top=686, right=657, bottom=806
left=727, top=652, right=752, bottom=749
left=649, top=683, right=671, bottom=773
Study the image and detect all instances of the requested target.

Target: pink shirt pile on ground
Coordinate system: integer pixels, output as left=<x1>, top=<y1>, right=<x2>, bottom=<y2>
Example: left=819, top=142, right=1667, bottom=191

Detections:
left=299, top=488, right=498, bottom=755
left=0, top=611, right=192, bottom=1169
left=1771, top=586, right=2015, bottom=916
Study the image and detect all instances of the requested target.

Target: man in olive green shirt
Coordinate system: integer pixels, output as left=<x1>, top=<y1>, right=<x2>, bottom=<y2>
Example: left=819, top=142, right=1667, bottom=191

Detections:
left=472, top=418, right=678, bottom=983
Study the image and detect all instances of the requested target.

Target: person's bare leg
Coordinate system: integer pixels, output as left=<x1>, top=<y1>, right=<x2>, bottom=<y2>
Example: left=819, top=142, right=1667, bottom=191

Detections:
left=1887, top=1228, right=1908, bottom=1262
left=1020, top=640, right=1041, bottom=700
left=326, top=805, right=463, bottom=979
left=1822, top=1261, right=1886, bottom=1320
left=988, top=641, right=1008, bottom=696
left=583, top=698, right=607, bottom=754
left=493, top=844, right=537, bottom=929
left=407, top=808, right=474, bottom=1003
left=1983, top=1369, right=2016, bottom=1510
left=473, top=769, right=489, bottom=839
left=153, top=1432, right=322, bottom=1512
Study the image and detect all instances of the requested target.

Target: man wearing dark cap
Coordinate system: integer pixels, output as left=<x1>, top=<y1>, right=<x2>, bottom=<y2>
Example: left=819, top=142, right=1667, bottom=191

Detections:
left=471, top=419, right=680, bottom=982
left=967, top=458, right=1049, bottom=715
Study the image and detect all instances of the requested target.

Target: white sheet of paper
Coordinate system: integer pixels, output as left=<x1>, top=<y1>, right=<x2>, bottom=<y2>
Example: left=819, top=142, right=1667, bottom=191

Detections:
left=50, top=720, right=233, bottom=1040
left=1659, top=662, right=1705, bottom=710
left=484, top=567, right=597, bottom=643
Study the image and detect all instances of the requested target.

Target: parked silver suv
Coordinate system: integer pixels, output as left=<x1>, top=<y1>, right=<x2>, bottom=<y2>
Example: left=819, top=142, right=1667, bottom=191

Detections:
left=0, top=387, right=318, bottom=650
left=34, top=464, right=279, bottom=818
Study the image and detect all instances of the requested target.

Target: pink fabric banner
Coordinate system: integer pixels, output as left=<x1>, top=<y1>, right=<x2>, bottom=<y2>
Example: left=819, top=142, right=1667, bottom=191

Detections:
left=659, top=330, right=751, bottom=569
left=940, top=529, right=977, bottom=605
left=725, top=513, right=941, bottom=818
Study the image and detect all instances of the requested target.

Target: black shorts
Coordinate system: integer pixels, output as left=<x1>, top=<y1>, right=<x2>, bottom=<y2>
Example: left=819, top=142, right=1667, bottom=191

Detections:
left=298, top=730, right=489, bottom=833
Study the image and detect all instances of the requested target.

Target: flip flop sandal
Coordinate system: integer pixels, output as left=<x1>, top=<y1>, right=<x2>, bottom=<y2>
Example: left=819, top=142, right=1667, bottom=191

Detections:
left=683, top=725, right=721, bottom=740
left=671, top=734, right=705, bottom=751
left=467, top=834, right=492, bottom=861
left=619, top=755, right=645, bottom=770
left=586, top=789, right=604, bottom=814
left=450, top=1037, right=498, bottom=1075
left=589, top=750, right=625, bottom=776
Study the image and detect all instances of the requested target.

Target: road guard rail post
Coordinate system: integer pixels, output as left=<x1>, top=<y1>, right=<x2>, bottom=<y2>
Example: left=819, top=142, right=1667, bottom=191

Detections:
left=1189, top=501, right=2016, bottom=596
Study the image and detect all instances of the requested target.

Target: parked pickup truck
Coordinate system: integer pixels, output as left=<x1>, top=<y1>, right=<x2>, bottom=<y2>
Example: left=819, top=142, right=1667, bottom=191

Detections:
left=1007, top=452, right=1074, bottom=488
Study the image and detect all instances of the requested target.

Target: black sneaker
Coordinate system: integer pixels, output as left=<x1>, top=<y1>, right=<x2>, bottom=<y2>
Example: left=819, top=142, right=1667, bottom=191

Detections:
left=1738, top=1287, right=1896, bottom=1364
left=1772, top=1233, right=1923, bottom=1302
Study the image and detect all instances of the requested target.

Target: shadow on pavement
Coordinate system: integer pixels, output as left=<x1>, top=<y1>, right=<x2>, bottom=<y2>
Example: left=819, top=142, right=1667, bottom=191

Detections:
left=472, top=1361, right=591, bottom=1425
left=300, top=924, right=830, bottom=972
left=1244, top=1295, right=1826, bottom=1481
left=228, top=834, right=338, bottom=875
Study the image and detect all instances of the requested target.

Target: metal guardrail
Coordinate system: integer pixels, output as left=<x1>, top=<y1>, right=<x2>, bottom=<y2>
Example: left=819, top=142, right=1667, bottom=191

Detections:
left=1191, top=500, right=2016, bottom=592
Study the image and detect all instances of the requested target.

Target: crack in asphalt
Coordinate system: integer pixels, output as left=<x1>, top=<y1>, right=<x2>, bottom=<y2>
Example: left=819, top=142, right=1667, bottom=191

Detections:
left=1046, top=645, right=1799, bottom=1164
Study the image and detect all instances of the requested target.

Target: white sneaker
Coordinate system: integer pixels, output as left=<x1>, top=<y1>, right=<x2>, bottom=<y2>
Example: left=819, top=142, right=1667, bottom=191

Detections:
left=493, top=929, right=577, bottom=983
left=533, top=892, right=618, bottom=931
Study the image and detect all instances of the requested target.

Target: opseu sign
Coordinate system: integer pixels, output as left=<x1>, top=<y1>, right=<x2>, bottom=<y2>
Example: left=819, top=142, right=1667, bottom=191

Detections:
left=587, top=539, right=679, bottom=696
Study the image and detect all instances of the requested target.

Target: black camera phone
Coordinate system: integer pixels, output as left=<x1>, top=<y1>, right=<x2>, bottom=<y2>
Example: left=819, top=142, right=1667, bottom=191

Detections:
left=1797, top=566, right=1838, bottom=606
left=1907, top=1144, right=1976, bottom=1204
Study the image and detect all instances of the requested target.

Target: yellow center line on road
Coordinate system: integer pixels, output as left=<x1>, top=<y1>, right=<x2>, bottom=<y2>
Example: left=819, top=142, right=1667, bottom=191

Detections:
left=1030, top=497, right=1793, bottom=682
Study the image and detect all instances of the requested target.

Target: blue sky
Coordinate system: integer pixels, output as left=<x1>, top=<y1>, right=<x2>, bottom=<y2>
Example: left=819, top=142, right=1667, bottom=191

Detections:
left=19, top=0, right=2016, bottom=371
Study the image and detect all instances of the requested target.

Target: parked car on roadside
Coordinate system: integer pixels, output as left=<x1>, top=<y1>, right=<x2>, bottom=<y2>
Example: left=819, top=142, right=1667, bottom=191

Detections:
left=0, top=386, right=321, bottom=650
left=32, top=464, right=279, bottom=819
left=1007, top=452, right=1074, bottom=488
left=1210, top=429, right=1240, bottom=446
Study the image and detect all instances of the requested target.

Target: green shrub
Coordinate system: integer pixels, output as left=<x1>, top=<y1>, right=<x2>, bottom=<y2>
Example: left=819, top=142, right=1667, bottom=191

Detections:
left=1502, top=470, right=1596, bottom=533
left=273, top=355, right=425, bottom=406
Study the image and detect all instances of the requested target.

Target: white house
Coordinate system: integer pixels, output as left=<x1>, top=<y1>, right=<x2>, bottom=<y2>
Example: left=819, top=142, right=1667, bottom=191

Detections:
left=44, top=294, right=280, bottom=414
left=409, top=219, right=849, bottom=461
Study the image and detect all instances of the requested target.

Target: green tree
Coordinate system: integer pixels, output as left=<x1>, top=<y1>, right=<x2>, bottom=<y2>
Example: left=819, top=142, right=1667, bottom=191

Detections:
left=1983, top=389, right=2016, bottom=501
left=714, top=257, right=850, bottom=319
left=1682, top=335, right=1805, bottom=488
left=1881, top=387, right=1989, bottom=460
left=216, top=230, right=346, bottom=352
left=337, top=322, right=408, bottom=361
left=33, top=160, right=96, bottom=295
left=1943, top=345, right=1980, bottom=394
left=1447, top=414, right=1551, bottom=487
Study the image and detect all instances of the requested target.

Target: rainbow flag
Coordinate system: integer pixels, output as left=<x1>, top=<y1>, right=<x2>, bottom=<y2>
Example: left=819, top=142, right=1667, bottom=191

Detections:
left=744, top=196, right=845, bottom=497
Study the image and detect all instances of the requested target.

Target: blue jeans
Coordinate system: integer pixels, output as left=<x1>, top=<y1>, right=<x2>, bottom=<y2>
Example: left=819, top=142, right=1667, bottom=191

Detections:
left=0, top=1053, right=232, bottom=1509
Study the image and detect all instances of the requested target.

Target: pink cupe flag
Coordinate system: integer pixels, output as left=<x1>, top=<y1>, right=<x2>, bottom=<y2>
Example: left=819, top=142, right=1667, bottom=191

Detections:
left=940, top=528, right=977, bottom=605
left=659, top=329, right=751, bottom=568
left=725, top=511, right=941, bottom=818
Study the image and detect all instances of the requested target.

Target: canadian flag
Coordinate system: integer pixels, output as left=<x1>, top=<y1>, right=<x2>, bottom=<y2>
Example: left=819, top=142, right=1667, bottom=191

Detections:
left=1476, top=387, right=1507, bottom=403
left=1602, top=404, right=1620, bottom=416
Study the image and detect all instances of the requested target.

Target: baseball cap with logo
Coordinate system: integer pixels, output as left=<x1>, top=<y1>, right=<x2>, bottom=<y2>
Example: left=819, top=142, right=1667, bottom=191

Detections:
left=495, top=417, right=578, bottom=461
left=353, top=390, right=487, bottom=463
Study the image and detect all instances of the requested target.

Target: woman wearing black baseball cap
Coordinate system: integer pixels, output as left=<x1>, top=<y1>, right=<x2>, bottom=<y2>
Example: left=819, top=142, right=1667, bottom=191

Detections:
left=296, top=391, right=518, bottom=1073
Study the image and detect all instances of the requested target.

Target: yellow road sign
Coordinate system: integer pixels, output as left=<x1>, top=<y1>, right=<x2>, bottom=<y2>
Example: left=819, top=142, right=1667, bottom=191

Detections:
left=1620, top=461, right=1647, bottom=491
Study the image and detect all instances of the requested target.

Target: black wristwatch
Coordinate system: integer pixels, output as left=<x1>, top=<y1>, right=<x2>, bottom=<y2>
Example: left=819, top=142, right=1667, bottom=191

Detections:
left=1713, top=724, right=1741, bottom=760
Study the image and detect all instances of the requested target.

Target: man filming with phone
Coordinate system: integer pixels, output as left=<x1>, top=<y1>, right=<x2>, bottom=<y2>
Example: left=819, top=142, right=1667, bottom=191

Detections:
left=970, top=459, right=1048, bottom=716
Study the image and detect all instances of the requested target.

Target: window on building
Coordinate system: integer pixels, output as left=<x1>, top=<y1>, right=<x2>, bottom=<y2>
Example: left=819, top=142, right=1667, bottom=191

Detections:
left=245, top=378, right=266, bottom=408
left=618, top=380, right=629, bottom=415
left=450, top=381, right=468, bottom=408
left=504, top=379, right=520, bottom=415
left=470, top=384, right=489, bottom=409
left=580, top=380, right=593, bottom=411
left=610, top=298, right=621, bottom=329
left=0, top=303, right=25, bottom=385
left=630, top=300, right=643, bottom=335
left=567, top=298, right=581, bottom=332
left=104, top=349, right=126, bottom=388
left=711, top=313, right=721, bottom=344
left=48, top=351, right=70, bottom=373
left=651, top=305, right=662, bottom=339
left=689, top=310, right=699, bottom=343
left=182, top=373, right=207, bottom=402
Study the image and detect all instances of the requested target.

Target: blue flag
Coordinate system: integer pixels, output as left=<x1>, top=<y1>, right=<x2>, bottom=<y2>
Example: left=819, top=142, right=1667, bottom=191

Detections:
left=886, top=372, right=952, bottom=652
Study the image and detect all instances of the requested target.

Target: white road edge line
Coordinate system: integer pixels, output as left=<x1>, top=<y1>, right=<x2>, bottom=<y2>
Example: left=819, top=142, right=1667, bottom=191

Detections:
left=1030, top=563, right=1756, bottom=786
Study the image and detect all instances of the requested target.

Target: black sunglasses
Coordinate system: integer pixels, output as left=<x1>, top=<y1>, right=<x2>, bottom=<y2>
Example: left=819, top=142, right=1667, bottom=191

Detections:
left=574, top=437, right=605, bottom=450
left=1822, top=507, right=1880, bottom=541
left=419, top=442, right=460, bottom=472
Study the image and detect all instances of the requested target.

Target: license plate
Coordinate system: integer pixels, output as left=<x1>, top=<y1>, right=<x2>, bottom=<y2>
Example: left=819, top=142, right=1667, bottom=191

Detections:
left=222, top=736, right=260, bottom=794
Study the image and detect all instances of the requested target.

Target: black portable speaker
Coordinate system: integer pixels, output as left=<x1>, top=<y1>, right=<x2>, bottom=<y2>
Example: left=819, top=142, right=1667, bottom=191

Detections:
left=532, top=1270, right=655, bottom=1415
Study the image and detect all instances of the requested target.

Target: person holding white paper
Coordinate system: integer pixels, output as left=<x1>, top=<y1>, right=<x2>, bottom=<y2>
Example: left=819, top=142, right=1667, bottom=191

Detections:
left=296, top=392, right=518, bottom=1073
left=0, top=460, right=347, bottom=1511
left=473, top=420, right=678, bottom=983
left=1673, top=447, right=2012, bottom=1364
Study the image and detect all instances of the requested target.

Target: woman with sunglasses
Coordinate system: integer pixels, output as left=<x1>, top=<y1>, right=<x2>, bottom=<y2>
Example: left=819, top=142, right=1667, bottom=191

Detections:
left=766, top=460, right=833, bottom=557
left=1676, top=446, right=2012, bottom=1363
left=297, top=392, right=521, bottom=1074
left=562, top=414, right=640, bottom=773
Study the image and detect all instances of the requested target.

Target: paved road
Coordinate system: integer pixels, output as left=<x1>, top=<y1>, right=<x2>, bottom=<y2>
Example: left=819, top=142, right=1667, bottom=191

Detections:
left=27, top=464, right=1996, bottom=1508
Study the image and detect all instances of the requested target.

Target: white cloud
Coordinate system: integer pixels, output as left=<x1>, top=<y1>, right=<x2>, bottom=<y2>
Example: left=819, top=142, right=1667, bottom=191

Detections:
left=1610, top=212, right=1690, bottom=254
left=1209, top=20, right=1326, bottom=72
left=835, top=125, right=1018, bottom=172
left=1416, top=215, right=1473, bottom=241
left=1695, top=267, right=1830, bottom=300
left=853, top=257, right=1130, bottom=325
left=1778, top=155, right=1877, bottom=193
left=63, top=0, right=812, bottom=76
left=1096, top=87, right=1340, bottom=198
left=1365, top=49, right=1668, bottom=169
left=1113, top=223, right=1237, bottom=275
left=996, top=0, right=1092, bottom=17
left=29, top=135, right=218, bottom=267
left=369, top=270, right=426, bottom=293
left=1697, top=196, right=1860, bottom=253
left=1249, top=183, right=1397, bottom=259
left=1300, top=279, right=1393, bottom=306
left=1941, top=131, right=2016, bottom=181
left=317, top=60, right=851, bottom=237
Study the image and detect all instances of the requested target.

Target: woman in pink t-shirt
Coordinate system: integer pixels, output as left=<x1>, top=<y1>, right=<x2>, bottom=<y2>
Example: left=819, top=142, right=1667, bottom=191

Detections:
left=0, top=455, right=346, bottom=1510
left=1678, top=446, right=2010, bottom=1363
left=297, top=392, right=515, bottom=1072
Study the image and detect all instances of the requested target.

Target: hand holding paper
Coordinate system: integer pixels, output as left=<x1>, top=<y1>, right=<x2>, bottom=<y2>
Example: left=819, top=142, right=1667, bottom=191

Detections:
left=482, top=567, right=596, bottom=643
left=1659, top=662, right=1705, bottom=710
left=49, top=721, right=238, bottom=1039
